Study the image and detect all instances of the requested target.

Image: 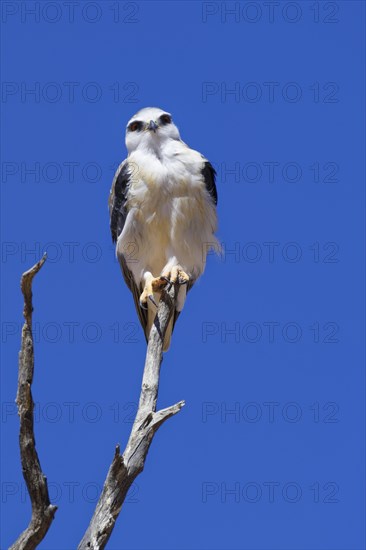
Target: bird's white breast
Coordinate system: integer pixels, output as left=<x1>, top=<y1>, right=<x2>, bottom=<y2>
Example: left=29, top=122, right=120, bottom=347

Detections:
left=117, top=142, right=218, bottom=285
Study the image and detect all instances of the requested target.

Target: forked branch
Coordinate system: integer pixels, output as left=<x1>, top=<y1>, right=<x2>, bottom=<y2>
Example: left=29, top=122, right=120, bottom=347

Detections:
left=77, top=283, right=185, bottom=549
left=11, top=259, right=184, bottom=550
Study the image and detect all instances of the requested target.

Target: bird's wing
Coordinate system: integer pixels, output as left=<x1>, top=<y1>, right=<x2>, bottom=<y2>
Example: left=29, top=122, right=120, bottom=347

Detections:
left=201, top=159, right=218, bottom=206
left=109, top=160, right=148, bottom=340
left=173, top=158, right=218, bottom=331
left=109, top=160, right=130, bottom=243
left=119, top=254, right=148, bottom=342
left=188, top=157, right=218, bottom=298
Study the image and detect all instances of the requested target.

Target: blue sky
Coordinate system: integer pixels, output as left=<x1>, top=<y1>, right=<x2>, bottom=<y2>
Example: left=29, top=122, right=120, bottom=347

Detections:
left=1, top=1, right=365, bottom=549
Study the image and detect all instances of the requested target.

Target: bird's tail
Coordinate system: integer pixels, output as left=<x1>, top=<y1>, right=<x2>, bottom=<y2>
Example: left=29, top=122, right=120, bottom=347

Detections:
left=162, top=315, right=174, bottom=352
left=146, top=297, right=174, bottom=352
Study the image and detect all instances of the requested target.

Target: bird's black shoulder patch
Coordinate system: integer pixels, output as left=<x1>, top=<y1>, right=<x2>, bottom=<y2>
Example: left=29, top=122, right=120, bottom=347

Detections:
left=110, top=162, right=131, bottom=243
left=202, top=161, right=218, bottom=206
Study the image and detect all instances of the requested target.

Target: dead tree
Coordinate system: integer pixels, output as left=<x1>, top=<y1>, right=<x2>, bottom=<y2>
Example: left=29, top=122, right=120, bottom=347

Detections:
left=77, top=281, right=184, bottom=548
left=10, top=255, right=57, bottom=550
left=11, top=257, right=184, bottom=549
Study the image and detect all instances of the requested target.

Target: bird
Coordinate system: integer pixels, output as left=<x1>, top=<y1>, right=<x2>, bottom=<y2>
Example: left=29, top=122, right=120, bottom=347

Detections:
left=109, top=107, right=219, bottom=351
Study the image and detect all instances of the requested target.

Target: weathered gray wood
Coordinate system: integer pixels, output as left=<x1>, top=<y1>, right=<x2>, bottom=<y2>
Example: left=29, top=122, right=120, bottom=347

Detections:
left=10, top=254, right=57, bottom=550
left=77, top=284, right=185, bottom=549
left=10, top=259, right=184, bottom=549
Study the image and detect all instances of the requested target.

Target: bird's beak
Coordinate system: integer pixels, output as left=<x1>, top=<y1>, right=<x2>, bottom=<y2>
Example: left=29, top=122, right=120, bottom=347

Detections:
left=147, top=120, right=158, bottom=133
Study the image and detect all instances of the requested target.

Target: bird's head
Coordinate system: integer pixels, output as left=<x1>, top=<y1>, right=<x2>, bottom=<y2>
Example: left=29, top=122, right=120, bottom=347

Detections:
left=125, top=107, right=181, bottom=154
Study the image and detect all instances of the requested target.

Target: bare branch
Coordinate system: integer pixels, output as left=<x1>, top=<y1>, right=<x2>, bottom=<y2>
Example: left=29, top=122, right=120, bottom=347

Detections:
left=10, top=254, right=57, bottom=550
left=10, top=260, right=184, bottom=549
left=78, top=283, right=185, bottom=549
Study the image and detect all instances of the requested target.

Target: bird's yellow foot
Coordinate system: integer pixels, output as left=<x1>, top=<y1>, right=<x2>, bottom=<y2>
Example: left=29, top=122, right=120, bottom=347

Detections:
left=161, top=265, right=190, bottom=286
left=139, top=268, right=189, bottom=309
left=139, top=276, right=167, bottom=309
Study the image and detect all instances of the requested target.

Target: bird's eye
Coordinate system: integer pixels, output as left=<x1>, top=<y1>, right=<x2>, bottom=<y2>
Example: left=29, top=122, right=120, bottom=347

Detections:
left=159, top=114, right=172, bottom=125
left=128, top=121, right=142, bottom=132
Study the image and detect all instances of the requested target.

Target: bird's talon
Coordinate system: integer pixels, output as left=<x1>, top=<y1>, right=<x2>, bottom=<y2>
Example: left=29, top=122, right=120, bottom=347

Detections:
left=161, top=276, right=172, bottom=290
left=151, top=277, right=169, bottom=292
left=148, top=294, right=158, bottom=307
